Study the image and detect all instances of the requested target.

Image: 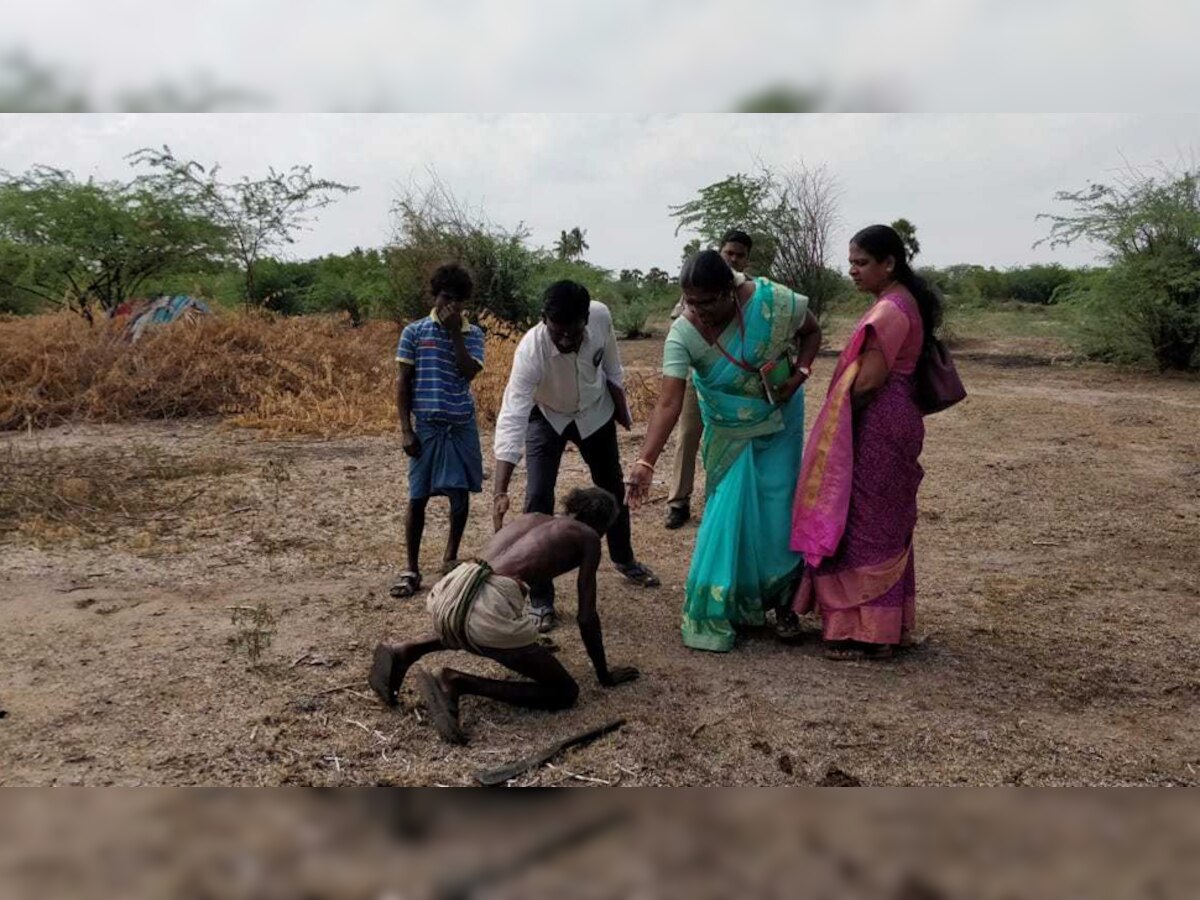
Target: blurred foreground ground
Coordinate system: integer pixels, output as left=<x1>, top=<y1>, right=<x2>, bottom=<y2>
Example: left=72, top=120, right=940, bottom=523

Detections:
left=2, top=790, right=1199, bottom=898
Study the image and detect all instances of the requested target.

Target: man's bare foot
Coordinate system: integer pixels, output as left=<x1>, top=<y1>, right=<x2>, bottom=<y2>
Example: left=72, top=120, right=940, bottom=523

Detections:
left=416, top=669, right=465, bottom=744
left=368, top=643, right=419, bottom=706
left=368, top=644, right=396, bottom=705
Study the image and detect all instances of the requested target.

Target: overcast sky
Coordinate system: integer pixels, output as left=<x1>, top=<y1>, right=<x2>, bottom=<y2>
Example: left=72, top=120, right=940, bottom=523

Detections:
left=4, top=0, right=1198, bottom=112
left=1, top=113, right=1197, bottom=273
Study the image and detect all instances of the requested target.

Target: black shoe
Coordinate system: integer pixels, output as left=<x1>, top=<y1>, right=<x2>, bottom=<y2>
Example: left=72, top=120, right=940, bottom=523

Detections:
left=615, top=561, right=661, bottom=588
left=665, top=504, right=691, bottom=530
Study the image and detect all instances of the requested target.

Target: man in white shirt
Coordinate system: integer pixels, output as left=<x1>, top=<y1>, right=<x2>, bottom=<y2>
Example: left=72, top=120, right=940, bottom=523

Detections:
left=492, top=281, right=660, bottom=632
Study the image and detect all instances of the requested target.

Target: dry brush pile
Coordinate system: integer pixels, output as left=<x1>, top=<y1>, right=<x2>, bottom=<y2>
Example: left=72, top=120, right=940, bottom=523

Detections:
left=0, top=312, right=659, bottom=437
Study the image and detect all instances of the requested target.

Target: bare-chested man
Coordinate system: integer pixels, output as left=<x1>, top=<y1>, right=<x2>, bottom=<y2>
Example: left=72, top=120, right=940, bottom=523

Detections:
left=368, top=486, right=639, bottom=744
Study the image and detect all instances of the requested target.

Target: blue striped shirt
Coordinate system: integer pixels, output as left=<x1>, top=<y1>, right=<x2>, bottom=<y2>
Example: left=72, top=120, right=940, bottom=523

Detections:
left=396, top=315, right=485, bottom=423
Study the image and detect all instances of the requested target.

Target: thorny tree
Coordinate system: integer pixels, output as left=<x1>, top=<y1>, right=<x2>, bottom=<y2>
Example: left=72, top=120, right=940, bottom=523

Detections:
left=669, top=164, right=842, bottom=318
left=768, top=162, right=842, bottom=320
left=130, top=145, right=356, bottom=308
left=0, top=164, right=226, bottom=320
left=1039, top=163, right=1200, bottom=370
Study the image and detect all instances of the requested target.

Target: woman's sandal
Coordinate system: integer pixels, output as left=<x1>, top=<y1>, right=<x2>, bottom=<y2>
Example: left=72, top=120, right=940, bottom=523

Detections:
left=823, top=641, right=863, bottom=661
left=824, top=640, right=894, bottom=661
left=773, top=610, right=805, bottom=641
left=389, top=571, right=422, bottom=599
left=615, top=561, right=661, bottom=587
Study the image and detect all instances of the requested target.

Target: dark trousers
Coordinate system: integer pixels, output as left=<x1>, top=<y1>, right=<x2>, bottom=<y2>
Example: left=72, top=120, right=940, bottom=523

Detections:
left=523, top=408, right=634, bottom=610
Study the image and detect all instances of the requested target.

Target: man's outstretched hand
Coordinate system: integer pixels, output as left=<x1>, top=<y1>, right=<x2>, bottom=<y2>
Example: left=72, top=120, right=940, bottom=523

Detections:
left=624, top=465, right=652, bottom=510
left=492, top=493, right=511, bottom=532
left=600, top=665, right=639, bottom=687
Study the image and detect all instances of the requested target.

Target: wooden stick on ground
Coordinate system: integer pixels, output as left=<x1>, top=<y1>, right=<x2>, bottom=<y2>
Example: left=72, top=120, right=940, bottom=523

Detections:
left=474, top=718, right=626, bottom=787
left=315, top=681, right=362, bottom=696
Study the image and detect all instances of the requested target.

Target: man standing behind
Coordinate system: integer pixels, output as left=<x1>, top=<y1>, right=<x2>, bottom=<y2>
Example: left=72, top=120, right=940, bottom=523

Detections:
left=665, top=229, right=753, bottom=530
left=391, top=263, right=485, bottom=599
left=492, top=280, right=660, bottom=632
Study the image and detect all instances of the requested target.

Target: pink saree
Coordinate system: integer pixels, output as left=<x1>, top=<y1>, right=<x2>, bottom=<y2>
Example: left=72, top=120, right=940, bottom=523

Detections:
left=790, top=290, right=925, bottom=645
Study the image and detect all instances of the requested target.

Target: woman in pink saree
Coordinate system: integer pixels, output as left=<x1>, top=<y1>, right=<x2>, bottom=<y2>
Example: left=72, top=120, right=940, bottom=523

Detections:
left=790, top=225, right=943, bottom=660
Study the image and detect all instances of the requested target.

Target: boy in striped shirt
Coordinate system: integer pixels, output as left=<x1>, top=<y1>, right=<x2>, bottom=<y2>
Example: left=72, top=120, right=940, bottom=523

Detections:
left=391, top=263, right=485, bottom=598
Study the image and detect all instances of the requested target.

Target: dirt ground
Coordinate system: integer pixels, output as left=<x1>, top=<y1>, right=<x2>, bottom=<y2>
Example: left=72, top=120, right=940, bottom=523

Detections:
left=1, top=330, right=1198, bottom=786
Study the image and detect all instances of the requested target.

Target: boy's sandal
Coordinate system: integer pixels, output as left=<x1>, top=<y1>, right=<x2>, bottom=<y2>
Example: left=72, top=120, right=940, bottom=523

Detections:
left=389, top=571, right=422, bottom=599
left=532, top=608, right=557, bottom=633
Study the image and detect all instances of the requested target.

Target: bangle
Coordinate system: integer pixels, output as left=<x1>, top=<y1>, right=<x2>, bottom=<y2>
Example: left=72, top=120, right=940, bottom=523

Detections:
left=634, top=459, right=655, bottom=474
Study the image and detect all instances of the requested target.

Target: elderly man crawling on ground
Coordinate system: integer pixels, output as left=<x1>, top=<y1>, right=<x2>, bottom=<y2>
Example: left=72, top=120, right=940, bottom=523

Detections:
left=369, top=487, right=639, bottom=744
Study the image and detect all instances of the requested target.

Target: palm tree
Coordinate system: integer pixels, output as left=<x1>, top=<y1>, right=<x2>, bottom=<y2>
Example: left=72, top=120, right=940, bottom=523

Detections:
left=891, top=218, right=921, bottom=260
left=554, top=226, right=589, bottom=261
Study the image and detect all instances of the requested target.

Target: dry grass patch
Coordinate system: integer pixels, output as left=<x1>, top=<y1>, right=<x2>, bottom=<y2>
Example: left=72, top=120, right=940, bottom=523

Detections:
left=0, top=312, right=402, bottom=434
left=1, top=311, right=659, bottom=438
left=0, top=443, right=242, bottom=539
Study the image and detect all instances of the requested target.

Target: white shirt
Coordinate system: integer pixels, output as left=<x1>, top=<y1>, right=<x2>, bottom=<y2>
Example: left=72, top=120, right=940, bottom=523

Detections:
left=494, top=301, right=624, bottom=464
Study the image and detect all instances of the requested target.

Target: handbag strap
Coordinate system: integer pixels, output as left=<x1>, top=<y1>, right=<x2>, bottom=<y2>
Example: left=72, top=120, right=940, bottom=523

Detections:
left=705, top=302, right=760, bottom=373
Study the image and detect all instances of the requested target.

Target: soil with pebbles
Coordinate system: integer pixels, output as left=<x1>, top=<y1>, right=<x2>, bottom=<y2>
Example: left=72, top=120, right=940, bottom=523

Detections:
left=1, top=334, right=1198, bottom=786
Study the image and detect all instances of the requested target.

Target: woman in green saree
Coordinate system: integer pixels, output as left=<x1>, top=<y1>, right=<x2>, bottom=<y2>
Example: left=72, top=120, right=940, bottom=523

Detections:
left=626, top=250, right=822, bottom=652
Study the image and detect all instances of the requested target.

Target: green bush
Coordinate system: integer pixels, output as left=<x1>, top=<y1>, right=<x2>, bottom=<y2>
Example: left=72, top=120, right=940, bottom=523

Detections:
left=0, top=266, right=44, bottom=314
left=386, top=228, right=538, bottom=325
left=613, top=298, right=650, bottom=338
left=0, top=288, right=41, bottom=314
left=136, top=268, right=243, bottom=309
left=1062, top=253, right=1200, bottom=369
left=1040, top=165, right=1199, bottom=370
left=303, top=248, right=392, bottom=323
left=920, top=264, right=1084, bottom=306
left=249, top=258, right=318, bottom=315
left=640, top=281, right=680, bottom=316
left=306, top=273, right=367, bottom=325
left=803, top=267, right=855, bottom=321
left=387, top=179, right=539, bottom=324
left=529, top=258, right=613, bottom=307
left=1005, top=264, right=1078, bottom=304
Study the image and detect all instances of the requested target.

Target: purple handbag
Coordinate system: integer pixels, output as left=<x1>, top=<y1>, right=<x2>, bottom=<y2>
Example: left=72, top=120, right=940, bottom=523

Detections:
left=916, top=337, right=966, bottom=415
